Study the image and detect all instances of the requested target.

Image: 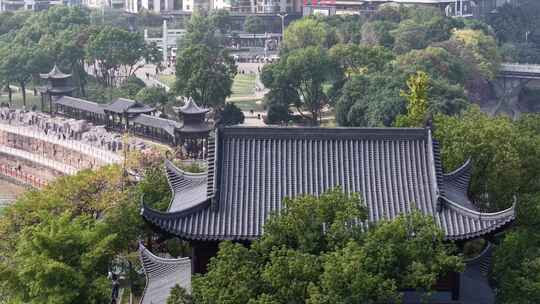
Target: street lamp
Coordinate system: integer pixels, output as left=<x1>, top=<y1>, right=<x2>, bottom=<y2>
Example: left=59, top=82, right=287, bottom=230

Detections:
left=277, top=12, right=288, bottom=43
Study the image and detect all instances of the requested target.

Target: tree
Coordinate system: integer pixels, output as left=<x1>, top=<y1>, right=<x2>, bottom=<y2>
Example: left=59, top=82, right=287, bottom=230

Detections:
left=282, top=18, right=330, bottom=52
left=174, top=44, right=236, bottom=109
left=174, top=13, right=237, bottom=110
left=263, top=46, right=336, bottom=124
left=179, top=11, right=231, bottom=50
left=329, top=44, right=394, bottom=80
left=0, top=160, right=170, bottom=303
left=449, top=29, right=501, bottom=80
left=218, top=103, right=245, bottom=126
left=310, top=212, right=463, bottom=304
left=335, top=73, right=406, bottom=127
left=487, top=3, right=536, bottom=44
left=434, top=108, right=540, bottom=211
left=265, top=98, right=291, bottom=125
left=391, top=19, right=429, bottom=54
left=493, top=193, right=540, bottom=303
left=396, top=46, right=467, bottom=85
left=136, top=87, right=169, bottom=106
left=0, top=212, right=115, bottom=303
left=261, top=63, right=299, bottom=124
left=86, top=26, right=160, bottom=87
left=360, top=20, right=396, bottom=48
left=0, top=42, right=50, bottom=108
left=394, top=71, right=430, bottom=127
left=167, top=285, right=193, bottom=304
left=244, top=16, right=265, bottom=35
left=192, top=188, right=463, bottom=304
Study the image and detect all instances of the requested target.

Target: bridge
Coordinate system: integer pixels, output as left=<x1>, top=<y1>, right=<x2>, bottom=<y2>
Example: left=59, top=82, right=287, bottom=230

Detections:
left=492, top=63, right=540, bottom=119
left=499, top=63, right=540, bottom=79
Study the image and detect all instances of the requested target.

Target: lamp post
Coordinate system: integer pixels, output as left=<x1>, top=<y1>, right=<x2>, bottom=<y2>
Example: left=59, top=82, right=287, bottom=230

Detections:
left=277, top=12, right=288, bottom=43
left=108, top=255, right=131, bottom=304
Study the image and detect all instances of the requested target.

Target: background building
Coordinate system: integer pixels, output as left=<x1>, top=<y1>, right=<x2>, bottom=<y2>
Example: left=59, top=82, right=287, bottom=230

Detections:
left=302, top=0, right=519, bottom=18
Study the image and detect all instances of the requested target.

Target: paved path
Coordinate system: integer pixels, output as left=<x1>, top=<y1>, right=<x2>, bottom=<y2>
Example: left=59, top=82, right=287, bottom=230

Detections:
left=135, top=65, right=171, bottom=91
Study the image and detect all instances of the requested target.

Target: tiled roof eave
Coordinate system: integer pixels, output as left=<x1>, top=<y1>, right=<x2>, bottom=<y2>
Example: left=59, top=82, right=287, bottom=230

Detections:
left=440, top=196, right=516, bottom=240
left=138, top=243, right=191, bottom=304
left=444, top=216, right=514, bottom=241
left=164, top=159, right=209, bottom=212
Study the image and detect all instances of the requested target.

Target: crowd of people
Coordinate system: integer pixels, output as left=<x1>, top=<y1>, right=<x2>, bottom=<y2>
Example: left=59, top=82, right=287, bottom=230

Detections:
left=0, top=106, right=149, bottom=154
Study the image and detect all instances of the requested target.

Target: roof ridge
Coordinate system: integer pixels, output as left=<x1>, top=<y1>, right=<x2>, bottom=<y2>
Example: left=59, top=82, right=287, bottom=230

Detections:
left=138, top=114, right=182, bottom=125
left=220, top=126, right=429, bottom=138
left=60, top=96, right=102, bottom=106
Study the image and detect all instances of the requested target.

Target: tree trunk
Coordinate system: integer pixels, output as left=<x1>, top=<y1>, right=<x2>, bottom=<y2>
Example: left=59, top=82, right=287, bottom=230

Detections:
left=20, top=82, right=26, bottom=109
left=7, top=84, right=12, bottom=106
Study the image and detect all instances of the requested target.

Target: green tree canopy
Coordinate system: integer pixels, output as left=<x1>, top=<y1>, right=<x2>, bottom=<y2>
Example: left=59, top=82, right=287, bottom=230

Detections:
left=448, top=29, right=501, bottom=80
left=136, top=86, right=170, bottom=106
left=218, top=102, right=245, bottom=126
left=167, top=285, right=193, bottom=304
left=192, top=189, right=463, bottom=304
left=86, top=26, right=160, bottom=87
left=262, top=46, right=337, bottom=124
left=434, top=109, right=540, bottom=211
left=174, top=12, right=237, bottom=110
left=394, top=71, right=430, bottom=128
left=244, top=16, right=265, bottom=34
left=282, top=18, right=330, bottom=52
left=174, top=43, right=236, bottom=109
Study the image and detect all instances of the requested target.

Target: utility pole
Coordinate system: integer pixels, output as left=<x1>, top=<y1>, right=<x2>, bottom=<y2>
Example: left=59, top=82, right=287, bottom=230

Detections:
left=277, top=12, right=288, bottom=43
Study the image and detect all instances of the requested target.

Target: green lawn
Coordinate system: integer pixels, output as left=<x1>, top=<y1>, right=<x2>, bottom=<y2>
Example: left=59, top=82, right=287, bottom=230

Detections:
left=230, top=99, right=265, bottom=112
left=230, top=74, right=256, bottom=99
left=158, top=75, right=175, bottom=88
left=0, top=92, right=42, bottom=110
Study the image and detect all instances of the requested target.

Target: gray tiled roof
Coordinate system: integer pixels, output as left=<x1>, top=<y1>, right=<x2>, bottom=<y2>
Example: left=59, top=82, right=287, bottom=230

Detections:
left=179, top=98, right=209, bottom=115
left=104, top=98, right=155, bottom=114
left=133, top=115, right=182, bottom=137
left=139, top=243, right=191, bottom=304
left=142, top=127, right=515, bottom=241
left=164, top=159, right=209, bottom=212
left=40, top=65, right=71, bottom=79
left=55, top=96, right=105, bottom=115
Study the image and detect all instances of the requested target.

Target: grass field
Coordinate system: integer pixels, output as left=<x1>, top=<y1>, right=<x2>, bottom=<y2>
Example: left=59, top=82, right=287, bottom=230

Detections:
left=158, top=75, right=175, bottom=88
left=231, top=99, right=266, bottom=112
left=0, top=92, right=41, bottom=110
left=230, top=74, right=256, bottom=99
left=160, top=73, right=263, bottom=112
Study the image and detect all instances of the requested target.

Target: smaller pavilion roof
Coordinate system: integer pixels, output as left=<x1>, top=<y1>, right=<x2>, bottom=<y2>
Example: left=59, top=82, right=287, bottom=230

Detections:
left=133, top=115, right=183, bottom=137
left=55, top=96, right=105, bottom=115
left=104, top=98, right=155, bottom=114
left=139, top=243, right=191, bottom=304
left=178, top=98, right=209, bottom=115
left=40, top=65, right=71, bottom=79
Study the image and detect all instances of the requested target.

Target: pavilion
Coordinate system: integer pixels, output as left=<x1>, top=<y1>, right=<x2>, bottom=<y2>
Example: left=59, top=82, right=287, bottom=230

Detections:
left=38, top=65, right=75, bottom=113
left=36, top=67, right=212, bottom=147
left=104, top=98, right=155, bottom=131
left=174, top=97, right=211, bottom=157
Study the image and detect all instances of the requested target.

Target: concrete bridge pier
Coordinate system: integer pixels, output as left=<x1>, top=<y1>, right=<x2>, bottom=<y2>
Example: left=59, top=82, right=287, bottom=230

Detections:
left=491, top=77, right=530, bottom=120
